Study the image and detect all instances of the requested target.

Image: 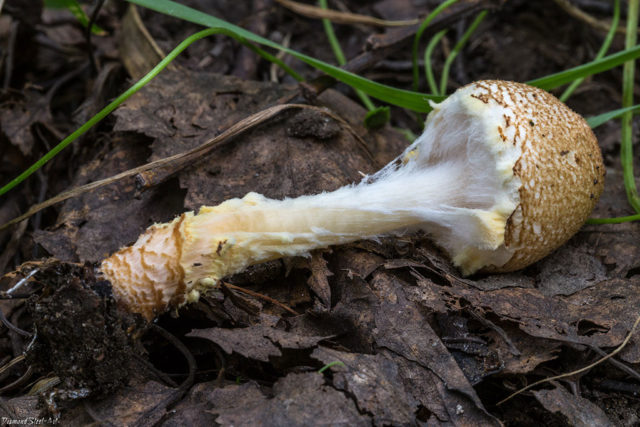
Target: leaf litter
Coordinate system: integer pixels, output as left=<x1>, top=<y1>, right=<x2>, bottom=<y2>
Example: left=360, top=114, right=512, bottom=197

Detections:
left=2, top=0, right=640, bottom=425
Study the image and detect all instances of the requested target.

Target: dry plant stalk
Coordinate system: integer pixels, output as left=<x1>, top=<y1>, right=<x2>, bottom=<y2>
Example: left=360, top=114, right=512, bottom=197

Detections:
left=99, top=80, right=605, bottom=320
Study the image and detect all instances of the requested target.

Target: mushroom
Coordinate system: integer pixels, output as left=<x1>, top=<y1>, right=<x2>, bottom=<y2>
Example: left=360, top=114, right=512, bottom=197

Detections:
left=99, top=80, right=605, bottom=320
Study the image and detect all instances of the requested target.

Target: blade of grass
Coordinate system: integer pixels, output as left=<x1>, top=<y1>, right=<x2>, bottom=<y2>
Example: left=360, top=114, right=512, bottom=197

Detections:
left=621, top=0, right=640, bottom=212
left=0, top=28, right=273, bottom=197
left=127, top=0, right=443, bottom=112
left=319, top=0, right=346, bottom=65
left=439, top=10, right=487, bottom=95
left=559, top=0, right=620, bottom=101
left=424, top=30, right=448, bottom=96
left=318, top=361, right=345, bottom=373
left=318, top=0, right=376, bottom=111
left=586, top=104, right=640, bottom=128
left=527, top=44, right=640, bottom=90
left=587, top=214, right=640, bottom=224
left=128, top=0, right=640, bottom=108
left=45, top=0, right=106, bottom=35
left=411, top=0, right=459, bottom=92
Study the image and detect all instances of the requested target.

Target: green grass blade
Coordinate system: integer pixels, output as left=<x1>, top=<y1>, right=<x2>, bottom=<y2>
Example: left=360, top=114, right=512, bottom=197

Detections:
left=587, top=214, right=640, bottom=224
left=411, top=0, right=459, bottom=91
left=587, top=105, right=640, bottom=128
left=319, top=0, right=347, bottom=65
left=621, top=0, right=640, bottom=212
left=527, top=44, right=640, bottom=90
left=424, top=30, right=447, bottom=95
left=127, top=0, right=443, bottom=112
left=0, top=28, right=227, bottom=197
left=318, top=0, right=378, bottom=115
left=45, top=0, right=106, bottom=35
left=439, top=10, right=487, bottom=95
left=318, top=361, right=345, bottom=373
left=560, top=0, right=620, bottom=101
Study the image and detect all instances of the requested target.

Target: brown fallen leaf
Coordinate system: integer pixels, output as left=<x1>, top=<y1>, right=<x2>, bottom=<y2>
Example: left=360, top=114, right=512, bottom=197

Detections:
left=533, top=384, right=614, bottom=427
left=61, top=380, right=176, bottom=427
left=366, top=269, right=499, bottom=425
left=484, top=324, right=561, bottom=375
left=418, top=277, right=640, bottom=351
left=188, top=325, right=329, bottom=362
left=0, top=90, right=56, bottom=156
left=289, top=249, right=333, bottom=308
left=5, top=395, right=40, bottom=420
left=312, top=346, right=419, bottom=425
left=163, top=381, right=264, bottom=427
left=214, top=373, right=368, bottom=426
left=33, top=134, right=184, bottom=262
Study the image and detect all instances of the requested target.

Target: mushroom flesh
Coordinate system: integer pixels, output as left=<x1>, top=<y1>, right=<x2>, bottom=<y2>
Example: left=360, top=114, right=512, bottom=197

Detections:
left=99, top=80, right=605, bottom=320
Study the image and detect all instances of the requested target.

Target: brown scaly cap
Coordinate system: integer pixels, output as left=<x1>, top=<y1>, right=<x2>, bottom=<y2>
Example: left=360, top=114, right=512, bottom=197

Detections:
left=469, top=81, right=605, bottom=272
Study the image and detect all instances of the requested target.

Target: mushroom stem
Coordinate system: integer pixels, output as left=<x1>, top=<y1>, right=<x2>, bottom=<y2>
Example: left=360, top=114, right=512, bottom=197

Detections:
left=99, top=80, right=605, bottom=320
left=101, top=163, right=502, bottom=320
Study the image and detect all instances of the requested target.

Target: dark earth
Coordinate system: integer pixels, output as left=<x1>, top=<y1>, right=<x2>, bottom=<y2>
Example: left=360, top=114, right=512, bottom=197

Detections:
left=1, top=0, right=640, bottom=425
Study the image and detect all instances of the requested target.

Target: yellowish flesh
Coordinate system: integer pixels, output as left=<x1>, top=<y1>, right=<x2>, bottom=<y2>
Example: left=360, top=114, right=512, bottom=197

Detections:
left=100, top=80, right=606, bottom=320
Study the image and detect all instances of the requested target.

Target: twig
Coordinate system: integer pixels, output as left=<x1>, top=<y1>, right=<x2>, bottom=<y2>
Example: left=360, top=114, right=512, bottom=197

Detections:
left=0, top=104, right=363, bottom=232
left=149, top=324, right=196, bottom=394
left=132, top=353, right=178, bottom=388
left=274, top=0, right=419, bottom=27
left=270, top=32, right=292, bottom=83
left=497, top=312, right=640, bottom=406
left=307, top=0, right=503, bottom=94
left=222, top=282, right=300, bottom=316
left=0, top=306, right=31, bottom=337
left=0, top=355, right=25, bottom=378
left=469, top=310, right=520, bottom=356
left=551, top=0, right=625, bottom=34
left=0, top=366, right=33, bottom=393
left=589, top=345, right=640, bottom=381
left=5, top=267, right=39, bottom=295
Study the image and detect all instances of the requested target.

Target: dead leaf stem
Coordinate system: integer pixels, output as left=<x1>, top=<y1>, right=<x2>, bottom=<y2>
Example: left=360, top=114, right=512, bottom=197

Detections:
left=0, top=104, right=367, bottom=232
left=222, top=282, right=300, bottom=316
left=551, top=0, right=625, bottom=34
left=274, top=0, right=419, bottom=27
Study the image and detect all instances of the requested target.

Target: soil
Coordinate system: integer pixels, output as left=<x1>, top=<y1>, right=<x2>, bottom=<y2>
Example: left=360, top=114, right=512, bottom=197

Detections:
left=1, top=0, right=640, bottom=425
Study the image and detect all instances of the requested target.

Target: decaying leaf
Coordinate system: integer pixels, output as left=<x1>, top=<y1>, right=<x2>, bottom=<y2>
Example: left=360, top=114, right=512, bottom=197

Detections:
left=61, top=380, right=177, bottom=426
left=216, top=373, right=368, bottom=426
left=312, top=346, right=421, bottom=425
left=188, top=325, right=328, bottom=362
left=417, top=276, right=640, bottom=351
left=533, top=385, right=614, bottom=427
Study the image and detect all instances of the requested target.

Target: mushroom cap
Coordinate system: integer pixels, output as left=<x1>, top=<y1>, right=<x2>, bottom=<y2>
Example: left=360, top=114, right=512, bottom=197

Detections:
left=457, top=81, right=604, bottom=272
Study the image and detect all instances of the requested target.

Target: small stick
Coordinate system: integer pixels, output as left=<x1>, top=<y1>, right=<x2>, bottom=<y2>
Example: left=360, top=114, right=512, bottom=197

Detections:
left=0, top=366, right=33, bottom=393
left=0, top=307, right=31, bottom=337
left=589, top=345, right=640, bottom=381
left=0, top=104, right=362, bottom=232
left=222, top=282, right=300, bottom=316
left=274, top=0, right=419, bottom=27
left=552, top=0, right=625, bottom=34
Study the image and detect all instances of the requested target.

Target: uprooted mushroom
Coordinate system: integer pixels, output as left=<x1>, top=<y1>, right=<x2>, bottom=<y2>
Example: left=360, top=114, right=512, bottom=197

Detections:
left=99, top=80, right=605, bottom=320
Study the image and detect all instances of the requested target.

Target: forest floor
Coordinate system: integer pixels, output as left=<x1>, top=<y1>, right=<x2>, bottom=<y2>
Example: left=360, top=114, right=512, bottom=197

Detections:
left=1, top=0, right=640, bottom=425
